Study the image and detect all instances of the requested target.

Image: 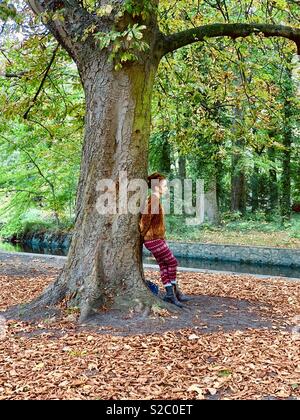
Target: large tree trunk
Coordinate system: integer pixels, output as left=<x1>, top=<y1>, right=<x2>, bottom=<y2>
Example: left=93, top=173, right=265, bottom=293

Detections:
left=36, top=56, right=160, bottom=321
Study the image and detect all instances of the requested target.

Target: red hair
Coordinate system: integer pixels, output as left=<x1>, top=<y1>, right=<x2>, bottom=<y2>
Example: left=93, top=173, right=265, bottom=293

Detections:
left=147, top=172, right=166, bottom=189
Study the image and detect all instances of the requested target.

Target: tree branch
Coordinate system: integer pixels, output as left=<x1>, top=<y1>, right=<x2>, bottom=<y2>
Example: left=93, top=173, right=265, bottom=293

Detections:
left=24, top=44, right=59, bottom=119
left=161, top=23, right=300, bottom=56
left=26, top=1, right=94, bottom=62
left=0, top=189, right=43, bottom=195
left=0, top=72, right=27, bottom=78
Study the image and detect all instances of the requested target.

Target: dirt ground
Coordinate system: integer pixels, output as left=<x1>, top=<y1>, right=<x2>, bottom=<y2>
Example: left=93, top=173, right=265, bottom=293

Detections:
left=0, top=251, right=299, bottom=400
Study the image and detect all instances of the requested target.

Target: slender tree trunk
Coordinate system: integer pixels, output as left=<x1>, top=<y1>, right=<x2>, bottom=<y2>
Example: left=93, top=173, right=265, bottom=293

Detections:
left=204, top=176, right=219, bottom=224
left=280, top=98, right=292, bottom=222
left=280, top=69, right=293, bottom=223
left=292, top=55, right=300, bottom=204
left=215, top=159, right=223, bottom=212
left=231, top=85, right=246, bottom=214
left=231, top=169, right=246, bottom=214
left=36, top=57, right=160, bottom=320
left=231, top=140, right=246, bottom=214
left=268, top=147, right=279, bottom=211
left=159, top=133, right=171, bottom=174
left=178, top=155, right=186, bottom=180
left=251, top=163, right=259, bottom=213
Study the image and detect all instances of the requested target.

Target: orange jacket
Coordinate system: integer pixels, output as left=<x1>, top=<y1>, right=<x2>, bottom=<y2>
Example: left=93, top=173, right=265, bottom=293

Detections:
left=139, top=194, right=166, bottom=241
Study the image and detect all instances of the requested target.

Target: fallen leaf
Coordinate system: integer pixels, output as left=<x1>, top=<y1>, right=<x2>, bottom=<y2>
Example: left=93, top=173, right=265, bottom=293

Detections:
left=187, top=384, right=205, bottom=399
left=188, top=334, right=199, bottom=340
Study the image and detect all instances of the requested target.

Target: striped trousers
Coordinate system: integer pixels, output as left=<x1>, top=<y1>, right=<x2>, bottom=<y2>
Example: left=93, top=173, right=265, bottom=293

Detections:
left=144, top=239, right=178, bottom=286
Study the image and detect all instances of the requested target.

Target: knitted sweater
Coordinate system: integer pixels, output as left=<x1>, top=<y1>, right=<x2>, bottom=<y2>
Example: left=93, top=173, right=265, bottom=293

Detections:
left=139, top=194, right=166, bottom=241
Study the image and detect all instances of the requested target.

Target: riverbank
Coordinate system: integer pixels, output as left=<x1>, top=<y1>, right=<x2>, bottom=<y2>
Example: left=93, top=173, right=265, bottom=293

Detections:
left=166, top=214, right=300, bottom=249
left=1, top=213, right=300, bottom=250
left=2, top=229, right=300, bottom=272
left=2, top=249, right=300, bottom=281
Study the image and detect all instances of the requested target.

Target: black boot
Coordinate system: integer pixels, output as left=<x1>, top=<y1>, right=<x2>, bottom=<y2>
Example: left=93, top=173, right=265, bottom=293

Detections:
left=163, top=285, right=183, bottom=308
left=172, top=283, right=191, bottom=302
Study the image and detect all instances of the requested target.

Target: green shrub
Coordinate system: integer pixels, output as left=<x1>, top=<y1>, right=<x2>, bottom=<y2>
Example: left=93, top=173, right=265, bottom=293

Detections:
left=0, top=208, right=74, bottom=239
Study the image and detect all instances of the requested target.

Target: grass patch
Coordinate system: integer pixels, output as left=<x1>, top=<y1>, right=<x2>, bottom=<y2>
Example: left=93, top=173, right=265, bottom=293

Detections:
left=166, top=213, right=300, bottom=249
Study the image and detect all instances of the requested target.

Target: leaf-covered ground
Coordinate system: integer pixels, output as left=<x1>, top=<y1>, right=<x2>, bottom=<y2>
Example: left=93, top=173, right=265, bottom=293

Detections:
left=0, top=253, right=299, bottom=400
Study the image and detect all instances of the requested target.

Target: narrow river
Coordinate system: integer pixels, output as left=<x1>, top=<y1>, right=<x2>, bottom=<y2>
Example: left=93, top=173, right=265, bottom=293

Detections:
left=1, top=240, right=300, bottom=280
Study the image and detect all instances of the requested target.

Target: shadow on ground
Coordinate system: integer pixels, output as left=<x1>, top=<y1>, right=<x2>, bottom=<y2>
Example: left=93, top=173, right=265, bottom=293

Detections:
left=82, top=294, right=274, bottom=336
left=1, top=250, right=278, bottom=336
